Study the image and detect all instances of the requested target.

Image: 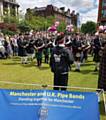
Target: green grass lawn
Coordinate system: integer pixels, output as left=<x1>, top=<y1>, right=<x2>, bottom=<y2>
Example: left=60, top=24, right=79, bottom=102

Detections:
left=0, top=56, right=106, bottom=119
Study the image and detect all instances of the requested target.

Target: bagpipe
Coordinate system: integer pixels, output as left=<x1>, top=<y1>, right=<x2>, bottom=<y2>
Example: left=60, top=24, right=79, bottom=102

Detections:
left=98, top=47, right=104, bottom=56
left=34, top=39, right=53, bottom=52
left=73, top=45, right=91, bottom=58
left=81, top=45, right=91, bottom=51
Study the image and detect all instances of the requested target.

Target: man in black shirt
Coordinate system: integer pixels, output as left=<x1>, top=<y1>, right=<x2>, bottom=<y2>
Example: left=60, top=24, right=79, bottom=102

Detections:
left=72, top=34, right=82, bottom=72
left=50, top=33, right=74, bottom=90
left=93, top=34, right=102, bottom=71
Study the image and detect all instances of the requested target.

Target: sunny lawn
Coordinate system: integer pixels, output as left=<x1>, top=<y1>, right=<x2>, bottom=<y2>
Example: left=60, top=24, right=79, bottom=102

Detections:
left=0, top=56, right=106, bottom=120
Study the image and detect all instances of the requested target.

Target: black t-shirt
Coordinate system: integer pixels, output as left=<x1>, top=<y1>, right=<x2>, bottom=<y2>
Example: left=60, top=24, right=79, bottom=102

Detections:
left=50, top=46, right=74, bottom=73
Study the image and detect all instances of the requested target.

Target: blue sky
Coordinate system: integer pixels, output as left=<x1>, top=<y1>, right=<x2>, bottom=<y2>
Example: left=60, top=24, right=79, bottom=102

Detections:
left=17, top=0, right=99, bottom=24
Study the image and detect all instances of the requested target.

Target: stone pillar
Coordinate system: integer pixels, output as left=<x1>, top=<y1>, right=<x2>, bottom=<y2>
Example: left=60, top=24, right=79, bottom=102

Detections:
left=15, top=6, right=18, bottom=16
left=7, top=3, right=10, bottom=17
left=0, top=1, right=4, bottom=22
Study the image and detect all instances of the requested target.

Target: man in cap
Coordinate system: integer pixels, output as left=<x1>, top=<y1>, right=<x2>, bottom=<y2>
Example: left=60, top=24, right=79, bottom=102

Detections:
left=50, top=33, right=74, bottom=90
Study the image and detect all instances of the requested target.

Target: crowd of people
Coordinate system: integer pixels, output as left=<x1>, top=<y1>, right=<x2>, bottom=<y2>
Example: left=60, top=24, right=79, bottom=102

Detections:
left=0, top=31, right=106, bottom=91
left=0, top=31, right=105, bottom=69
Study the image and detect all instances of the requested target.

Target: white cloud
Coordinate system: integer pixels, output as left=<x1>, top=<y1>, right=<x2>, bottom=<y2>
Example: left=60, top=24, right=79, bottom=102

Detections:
left=17, top=0, right=50, bottom=7
left=17, top=0, right=49, bottom=11
left=80, top=8, right=98, bottom=23
left=16, top=0, right=99, bottom=23
left=71, top=0, right=94, bottom=8
left=53, top=0, right=97, bottom=13
left=17, top=0, right=51, bottom=13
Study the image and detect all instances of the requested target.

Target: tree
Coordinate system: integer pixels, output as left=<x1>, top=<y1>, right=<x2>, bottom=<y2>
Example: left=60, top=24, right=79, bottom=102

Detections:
left=18, top=21, right=31, bottom=33
left=26, top=15, right=55, bottom=31
left=4, top=16, right=19, bottom=24
left=2, top=29, right=16, bottom=35
left=45, top=16, right=55, bottom=29
left=57, top=21, right=66, bottom=32
left=25, top=10, right=55, bottom=31
left=81, top=21, right=97, bottom=34
left=3, top=7, right=19, bottom=24
left=1, top=8, right=19, bottom=35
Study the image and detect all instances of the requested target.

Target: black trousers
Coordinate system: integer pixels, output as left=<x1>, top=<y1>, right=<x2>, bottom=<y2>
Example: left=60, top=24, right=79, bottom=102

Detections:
left=37, top=58, right=42, bottom=67
left=44, top=55, right=49, bottom=64
left=53, top=73, right=68, bottom=91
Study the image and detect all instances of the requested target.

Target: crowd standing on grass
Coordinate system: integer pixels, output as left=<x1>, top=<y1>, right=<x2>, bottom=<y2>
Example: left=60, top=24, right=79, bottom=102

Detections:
left=0, top=31, right=105, bottom=69
left=0, top=30, right=106, bottom=90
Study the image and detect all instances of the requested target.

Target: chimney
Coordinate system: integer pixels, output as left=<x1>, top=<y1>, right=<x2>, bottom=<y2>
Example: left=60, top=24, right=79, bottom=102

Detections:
left=71, top=10, right=75, bottom=16
left=60, top=7, right=65, bottom=12
left=67, top=9, right=70, bottom=15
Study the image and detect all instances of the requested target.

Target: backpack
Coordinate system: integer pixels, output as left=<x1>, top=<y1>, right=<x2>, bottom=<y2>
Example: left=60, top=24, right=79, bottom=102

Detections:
left=50, top=47, right=71, bottom=73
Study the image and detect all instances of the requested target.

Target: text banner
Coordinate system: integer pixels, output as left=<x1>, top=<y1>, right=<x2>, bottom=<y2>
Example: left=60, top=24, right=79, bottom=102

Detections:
left=0, top=89, right=100, bottom=120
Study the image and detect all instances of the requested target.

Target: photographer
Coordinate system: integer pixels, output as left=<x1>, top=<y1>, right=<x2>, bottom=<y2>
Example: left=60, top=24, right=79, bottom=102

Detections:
left=50, top=33, right=74, bottom=90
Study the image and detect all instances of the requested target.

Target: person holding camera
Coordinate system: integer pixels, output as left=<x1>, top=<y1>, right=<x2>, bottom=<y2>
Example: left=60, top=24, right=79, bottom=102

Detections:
left=50, top=33, right=74, bottom=91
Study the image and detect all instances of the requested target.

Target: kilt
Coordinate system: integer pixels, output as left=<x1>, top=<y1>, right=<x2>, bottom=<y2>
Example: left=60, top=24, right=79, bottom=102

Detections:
left=18, top=47, right=27, bottom=57
left=74, top=52, right=81, bottom=61
left=98, top=46, right=106, bottom=91
left=93, top=53, right=100, bottom=62
left=36, top=51, right=42, bottom=60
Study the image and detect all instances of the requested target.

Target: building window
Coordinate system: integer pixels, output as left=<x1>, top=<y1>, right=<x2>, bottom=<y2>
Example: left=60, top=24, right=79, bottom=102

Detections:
left=10, top=0, right=15, bottom=3
left=102, top=10, right=106, bottom=18
left=102, top=0, right=106, bottom=7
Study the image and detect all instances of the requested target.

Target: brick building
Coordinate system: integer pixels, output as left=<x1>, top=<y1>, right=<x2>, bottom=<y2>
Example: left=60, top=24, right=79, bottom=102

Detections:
left=0, top=0, right=19, bottom=22
left=26, top=5, right=79, bottom=27
left=98, top=0, right=106, bottom=25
